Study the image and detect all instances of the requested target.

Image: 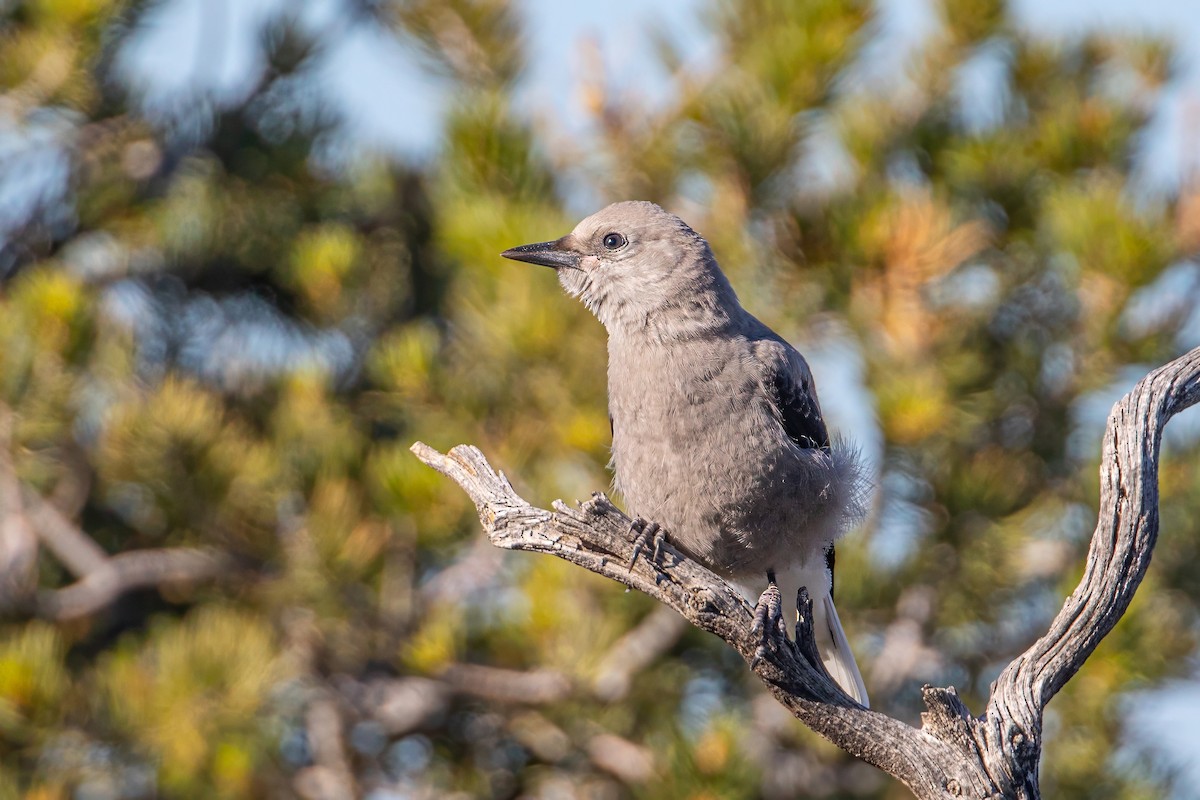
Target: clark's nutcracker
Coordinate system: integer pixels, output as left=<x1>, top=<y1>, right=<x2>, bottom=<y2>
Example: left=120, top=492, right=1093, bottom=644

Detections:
left=502, top=201, right=870, bottom=706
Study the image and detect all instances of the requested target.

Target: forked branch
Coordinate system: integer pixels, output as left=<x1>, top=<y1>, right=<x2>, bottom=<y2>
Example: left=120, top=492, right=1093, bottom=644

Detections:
left=411, top=345, right=1200, bottom=799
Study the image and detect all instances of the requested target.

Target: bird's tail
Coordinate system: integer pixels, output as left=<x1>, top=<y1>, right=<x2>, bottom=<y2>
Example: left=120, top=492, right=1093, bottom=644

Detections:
left=775, top=562, right=870, bottom=707
left=734, top=562, right=870, bottom=706
left=812, top=590, right=869, bottom=706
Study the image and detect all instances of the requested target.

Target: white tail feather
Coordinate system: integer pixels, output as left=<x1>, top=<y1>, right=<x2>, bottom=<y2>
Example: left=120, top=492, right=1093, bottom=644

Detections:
left=815, top=591, right=869, bottom=707
left=739, top=561, right=870, bottom=707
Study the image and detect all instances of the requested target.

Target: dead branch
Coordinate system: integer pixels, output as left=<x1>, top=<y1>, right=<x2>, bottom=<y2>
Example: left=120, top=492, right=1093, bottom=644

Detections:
left=439, top=662, right=573, bottom=705
left=410, top=345, right=1200, bottom=799
left=24, top=489, right=109, bottom=578
left=2, top=400, right=232, bottom=621
left=38, top=547, right=231, bottom=621
left=591, top=605, right=688, bottom=701
left=586, top=732, right=655, bottom=784
left=0, top=408, right=38, bottom=610
left=294, top=694, right=357, bottom=800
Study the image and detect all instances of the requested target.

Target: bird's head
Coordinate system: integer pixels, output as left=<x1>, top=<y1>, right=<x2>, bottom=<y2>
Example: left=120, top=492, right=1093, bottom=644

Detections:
left=501, top=201, right=736, bottom=334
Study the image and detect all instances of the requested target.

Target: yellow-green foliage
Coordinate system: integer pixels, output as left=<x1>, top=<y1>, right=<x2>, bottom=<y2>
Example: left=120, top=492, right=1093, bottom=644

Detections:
left=285, top=224, right=365, bottom=323
left=1043, top=173, right=1176, bottom=285
left=98, top=607, right=281, bottom=797
left=271, top=372, right=365, bottom=483
left=97, top=378, right=280, bottom=545
left=0, top=269, right=90, bottom=405
left=0, top=624, right=66, bottom=741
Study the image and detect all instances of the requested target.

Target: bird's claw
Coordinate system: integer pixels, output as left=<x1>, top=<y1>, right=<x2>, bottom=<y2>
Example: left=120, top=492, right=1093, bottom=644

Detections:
left=627, top=518, right=667, bottom=572
left=750, top=570, right=786, bottom=669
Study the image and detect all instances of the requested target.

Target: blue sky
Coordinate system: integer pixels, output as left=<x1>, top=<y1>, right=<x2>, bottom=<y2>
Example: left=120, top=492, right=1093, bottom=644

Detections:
left=105, top=0, right=1200, bottom=200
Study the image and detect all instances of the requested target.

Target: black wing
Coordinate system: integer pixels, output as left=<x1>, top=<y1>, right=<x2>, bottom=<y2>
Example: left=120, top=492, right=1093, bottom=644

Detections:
left=825, top=543, right=836, bottom=599
left=765, top=342, right=838, bottom=597
left=769, top=353, right=831, bottom=452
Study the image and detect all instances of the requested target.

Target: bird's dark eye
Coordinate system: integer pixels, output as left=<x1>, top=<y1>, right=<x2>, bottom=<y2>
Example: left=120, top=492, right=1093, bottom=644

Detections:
left=602, top=232, right=627, bottom=250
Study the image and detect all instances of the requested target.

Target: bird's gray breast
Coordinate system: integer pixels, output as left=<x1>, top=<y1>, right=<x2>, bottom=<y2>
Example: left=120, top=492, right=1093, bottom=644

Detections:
left=607, top=335, right=832, bottom=578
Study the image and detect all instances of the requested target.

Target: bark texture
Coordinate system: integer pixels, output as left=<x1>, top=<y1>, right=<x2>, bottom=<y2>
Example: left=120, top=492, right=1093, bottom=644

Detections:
left=411, top=346, right=1200, bottom=799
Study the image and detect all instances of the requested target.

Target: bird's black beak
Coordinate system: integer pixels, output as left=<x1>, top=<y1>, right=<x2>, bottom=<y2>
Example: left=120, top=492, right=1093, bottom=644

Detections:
left=500, top=237, right=581, bottom=270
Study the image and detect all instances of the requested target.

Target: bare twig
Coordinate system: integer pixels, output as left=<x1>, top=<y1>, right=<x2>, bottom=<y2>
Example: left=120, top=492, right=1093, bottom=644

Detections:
left=362, top=676, right=451, bottom=736
left=586, top=732, right=655, bottom=784
left=0, top=404, right=233, bottom=620
left=38, top=547, right=231, bottom=621
left=439, top=662, right=573, bottom=705
left=294, top=694, right=357, bottom=800
left=411, top=345, right=1200, bottom=799
left=871, top=586, right=941, bottom=695
left=23, top=489, right=109, bottom=578
left=591, top=605, right=688, bottom=701
left=418, top=537, right=503, bottom=605
left=0, top=408, right=37, bottom=611
left=349, top=664, right=572, bottom=739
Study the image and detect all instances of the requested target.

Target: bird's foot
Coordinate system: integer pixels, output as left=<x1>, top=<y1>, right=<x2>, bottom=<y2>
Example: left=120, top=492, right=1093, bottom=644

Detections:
left=750, top=570, right=786, bottom=669
left=627, top=518, right=667, bottom=572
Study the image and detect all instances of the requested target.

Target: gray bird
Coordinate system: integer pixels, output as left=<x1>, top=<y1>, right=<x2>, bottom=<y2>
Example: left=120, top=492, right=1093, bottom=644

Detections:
left=502, top=201, right=870, bottom=706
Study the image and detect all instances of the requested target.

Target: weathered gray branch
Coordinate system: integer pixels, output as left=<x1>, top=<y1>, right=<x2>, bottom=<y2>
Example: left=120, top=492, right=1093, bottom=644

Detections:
left=591, top=604, right=688, bottom=701
left=24, top=489, right=109, bottom=578
left=37, top=547, right=231, bottom=621
left=3, top=402, right=233, bottom=620
left=411, top=345, right=1200, bottom=799
left=0, top=406, right=38, bottom=611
